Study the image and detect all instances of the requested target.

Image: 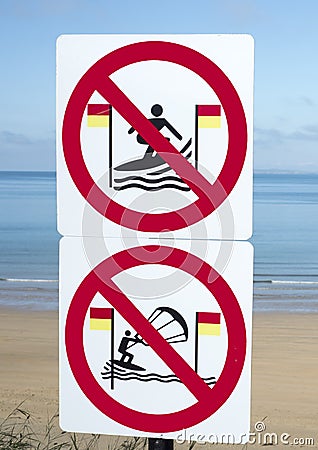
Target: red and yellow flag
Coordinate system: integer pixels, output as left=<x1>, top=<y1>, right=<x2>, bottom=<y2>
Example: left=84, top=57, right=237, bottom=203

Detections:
left=197, top=105, right=221, bottom=128
left=87, top=104, right=111, bottom=127
left=90, top=307, right=113, bottom=330
left=197, top=312, right=221, bottom=336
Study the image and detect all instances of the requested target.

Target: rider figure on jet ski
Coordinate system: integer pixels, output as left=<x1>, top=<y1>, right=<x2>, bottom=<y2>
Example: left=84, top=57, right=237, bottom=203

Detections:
left=128, top=104, right=183, bottom=157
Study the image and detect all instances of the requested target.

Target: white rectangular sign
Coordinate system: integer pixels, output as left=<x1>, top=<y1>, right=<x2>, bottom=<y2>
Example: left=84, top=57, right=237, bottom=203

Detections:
left=56, top=34, right=254, bottom=240
left=59, top=237, right=253, bottom=442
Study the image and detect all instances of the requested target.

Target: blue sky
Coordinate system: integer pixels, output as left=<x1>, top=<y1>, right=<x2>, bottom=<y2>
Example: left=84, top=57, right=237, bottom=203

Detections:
left=0, top=0, right=317, bottom=172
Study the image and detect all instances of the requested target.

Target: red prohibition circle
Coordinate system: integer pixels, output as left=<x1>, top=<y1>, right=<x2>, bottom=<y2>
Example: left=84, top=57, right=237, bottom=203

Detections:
left=62, top=41, right=248, bottom=232
left=65, top=246, right=246, bottom=432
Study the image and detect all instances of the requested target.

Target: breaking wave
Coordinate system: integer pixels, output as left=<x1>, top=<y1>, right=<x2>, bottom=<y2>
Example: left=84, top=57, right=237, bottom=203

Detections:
left=0, top=277, right=58, bottom=283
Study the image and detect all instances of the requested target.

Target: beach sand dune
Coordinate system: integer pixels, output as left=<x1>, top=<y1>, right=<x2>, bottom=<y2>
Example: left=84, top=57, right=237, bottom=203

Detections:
left=1, top=309, right=317, bottom=448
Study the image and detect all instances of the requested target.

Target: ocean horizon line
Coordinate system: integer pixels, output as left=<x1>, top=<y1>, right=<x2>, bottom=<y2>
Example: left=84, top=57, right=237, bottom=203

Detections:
left=1, top=169, right=318, bottom=176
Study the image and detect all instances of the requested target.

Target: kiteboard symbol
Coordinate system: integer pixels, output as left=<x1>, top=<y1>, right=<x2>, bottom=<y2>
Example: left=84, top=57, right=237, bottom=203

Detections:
left=98, top=306, right=216, bottom=388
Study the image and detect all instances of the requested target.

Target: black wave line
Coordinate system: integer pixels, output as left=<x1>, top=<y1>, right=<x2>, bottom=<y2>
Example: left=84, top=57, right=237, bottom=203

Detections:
left=101, top=370, right=216, bottom=381
left=101, top=371, right=180, bottom=380
left=101, top=373, right=216, bottom=385
left=107, top=372, right=216, bottom=382
left=107, top=376, right=179, bottom=382
left=105, top=372, right=177, bottom=381
left=101, top=370, right=180, bottom=379
left=112, top=372, right=180, bottom=379
left=114, top=175, right=189, bottom=184
left=113, top=184, right=191, bottom=192
left=101, top=374, right=180, bottom=383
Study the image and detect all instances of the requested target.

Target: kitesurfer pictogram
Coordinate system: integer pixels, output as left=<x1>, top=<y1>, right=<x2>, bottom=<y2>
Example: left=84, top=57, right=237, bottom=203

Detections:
left=100, top=306, right=217, bottom=388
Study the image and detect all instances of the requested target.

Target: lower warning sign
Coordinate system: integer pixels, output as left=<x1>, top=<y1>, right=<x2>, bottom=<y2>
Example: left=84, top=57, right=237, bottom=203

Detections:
left=59, top=238, right=253, bottom=442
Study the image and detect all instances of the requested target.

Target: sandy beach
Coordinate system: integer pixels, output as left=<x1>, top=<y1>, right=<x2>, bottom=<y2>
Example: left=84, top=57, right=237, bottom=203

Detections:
left=1, top=308, right=317, bottom=448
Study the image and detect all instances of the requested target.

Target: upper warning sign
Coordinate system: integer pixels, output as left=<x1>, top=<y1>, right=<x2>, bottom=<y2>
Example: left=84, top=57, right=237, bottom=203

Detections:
left=56, top=34, right=254, bottom=239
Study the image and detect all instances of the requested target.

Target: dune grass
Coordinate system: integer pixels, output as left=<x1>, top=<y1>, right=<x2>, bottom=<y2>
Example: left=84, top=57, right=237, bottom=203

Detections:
left=0, top=403, right=147, bottom=450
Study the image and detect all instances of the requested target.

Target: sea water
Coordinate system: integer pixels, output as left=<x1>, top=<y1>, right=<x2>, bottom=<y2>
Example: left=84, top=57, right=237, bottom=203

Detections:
left=252, top=173, right=318, bottom=312
left=0, top=172, right=59, bottom=309
left=0, top=171, right=317, bottom=312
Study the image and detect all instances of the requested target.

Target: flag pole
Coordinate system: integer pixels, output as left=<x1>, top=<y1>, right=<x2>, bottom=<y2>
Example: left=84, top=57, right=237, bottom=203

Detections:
left=109, top=105, right=113, bottom=188
left=194, top=105, right=199, bottom=170
left=110, top=308, right=114, bottom=390
left=194, top=311, right=199, bottom=373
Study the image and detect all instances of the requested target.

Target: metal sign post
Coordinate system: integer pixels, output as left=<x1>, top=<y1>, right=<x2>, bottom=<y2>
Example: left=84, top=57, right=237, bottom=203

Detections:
left=148, top=438, right=174, bottom=450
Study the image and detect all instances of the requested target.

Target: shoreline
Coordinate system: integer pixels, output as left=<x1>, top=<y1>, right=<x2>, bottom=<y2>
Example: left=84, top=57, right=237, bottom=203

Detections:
left=1, top=276, right=318, bottom=315
left=1, top=303, right=317, bottom=314
left=1, top=308, right=317, bottom=445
